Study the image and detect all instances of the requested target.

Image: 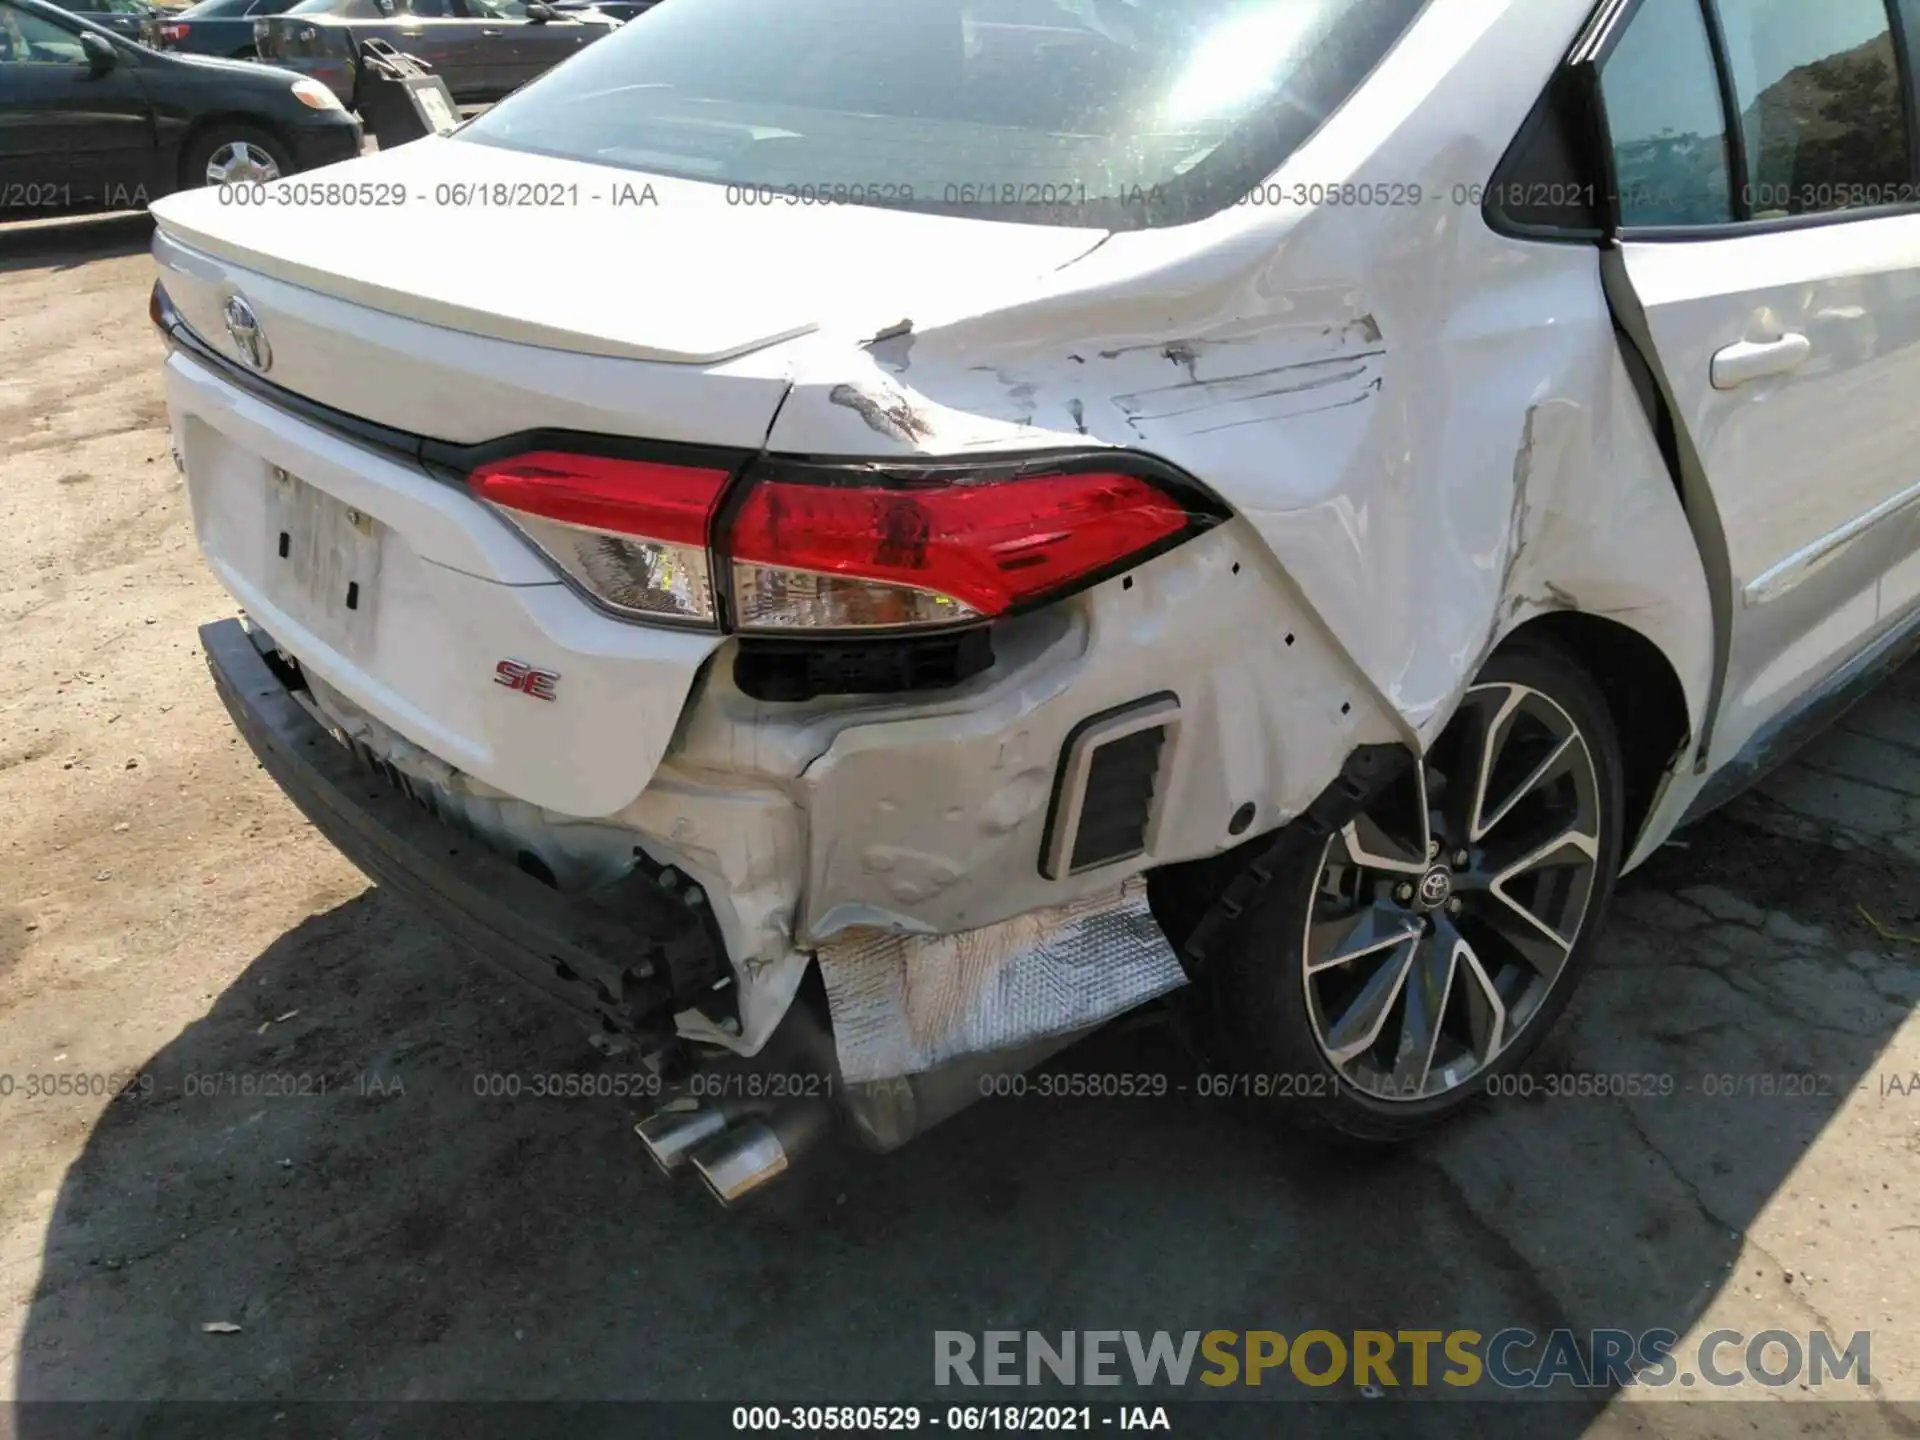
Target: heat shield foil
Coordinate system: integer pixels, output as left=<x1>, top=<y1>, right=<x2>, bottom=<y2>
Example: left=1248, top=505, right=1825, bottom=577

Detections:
left=814, top=878, right=1188, bottom=1083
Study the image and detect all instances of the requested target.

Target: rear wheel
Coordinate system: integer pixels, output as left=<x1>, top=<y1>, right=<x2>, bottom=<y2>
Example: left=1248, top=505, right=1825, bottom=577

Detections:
left=1205, top=637, right=1625, bottom=1141
left=181, top=123, right=290, bottom=190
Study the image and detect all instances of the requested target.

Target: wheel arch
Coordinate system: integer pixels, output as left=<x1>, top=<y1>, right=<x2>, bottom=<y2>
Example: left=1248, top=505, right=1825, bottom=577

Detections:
left=1499, top=609, right=1690, bottom=860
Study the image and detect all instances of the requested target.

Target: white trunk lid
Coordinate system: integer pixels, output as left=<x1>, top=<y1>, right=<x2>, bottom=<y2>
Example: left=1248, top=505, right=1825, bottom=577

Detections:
left=154, top=140, right=1105, bottom=818
left=149, top=135, right=1106, bottom=369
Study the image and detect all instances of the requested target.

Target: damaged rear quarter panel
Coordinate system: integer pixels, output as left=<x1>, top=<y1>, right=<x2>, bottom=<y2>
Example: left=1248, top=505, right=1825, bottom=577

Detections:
left=795, top=520, right=1395, bottom=942
left=762, top=0, right=1713, bottom=764
left=622, top=521, right=1391, bottom=952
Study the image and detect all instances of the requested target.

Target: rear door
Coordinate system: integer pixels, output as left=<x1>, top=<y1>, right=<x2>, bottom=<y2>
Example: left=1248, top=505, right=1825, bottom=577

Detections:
left=359, top=0, right=512, bottom=100
left=452, top=0, right=592, bottom=95
left=512, top=2, right=601, bottom=87
left=1580, top=0, right=1920, bottom=769
left=0, top=0, right=153, bottom=215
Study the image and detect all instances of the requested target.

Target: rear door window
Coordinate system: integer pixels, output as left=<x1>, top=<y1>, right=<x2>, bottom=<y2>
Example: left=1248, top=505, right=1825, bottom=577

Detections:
left=1714, top=0, right=1910, bottom=216
left=0, top=2, right=87, bottom=60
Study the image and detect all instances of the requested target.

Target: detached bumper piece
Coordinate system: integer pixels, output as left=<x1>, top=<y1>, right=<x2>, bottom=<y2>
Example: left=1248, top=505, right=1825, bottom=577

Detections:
left=199, top=617, right=717, bottom=1051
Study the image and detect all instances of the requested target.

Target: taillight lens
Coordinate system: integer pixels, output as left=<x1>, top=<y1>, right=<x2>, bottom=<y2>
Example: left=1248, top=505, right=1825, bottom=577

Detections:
left=149, top=278, right=177, bottom=333
left=723, top=469, right=1197, bottom=631
left=465, top=450, right=1218, bottom=634
left=160, top=21, right=185, bottom=38
left=468, top=451, right=731, bottom=626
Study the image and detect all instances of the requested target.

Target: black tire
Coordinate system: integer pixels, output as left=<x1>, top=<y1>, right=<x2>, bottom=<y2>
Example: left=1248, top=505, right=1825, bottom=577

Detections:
left=1203, top=635, right=1626, bottom=1142
left=180, top=123, right=293, bottom=192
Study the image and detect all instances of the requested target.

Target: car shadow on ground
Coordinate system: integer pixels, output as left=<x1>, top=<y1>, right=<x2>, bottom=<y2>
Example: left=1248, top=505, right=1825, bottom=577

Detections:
left=0, top=215, right=153, bottom=276
left=14, top=680, right=1920, bottom=1435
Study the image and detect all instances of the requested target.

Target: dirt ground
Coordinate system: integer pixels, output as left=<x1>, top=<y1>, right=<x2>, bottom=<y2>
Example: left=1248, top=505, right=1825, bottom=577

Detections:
left=2, top=214, right=1918, bottom=1436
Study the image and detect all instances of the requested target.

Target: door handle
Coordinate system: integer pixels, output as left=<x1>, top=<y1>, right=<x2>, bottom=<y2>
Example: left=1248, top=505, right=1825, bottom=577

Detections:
left=1711, top=332, right=1811, bottom=390
left=480, top=26, right=501, bottom=33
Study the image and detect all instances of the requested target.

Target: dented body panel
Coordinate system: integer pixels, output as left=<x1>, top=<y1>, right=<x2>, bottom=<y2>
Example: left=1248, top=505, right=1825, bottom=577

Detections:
left=165, top=0, right=1920, bottom=1110
left=764, top=0, right=1716, bottom=772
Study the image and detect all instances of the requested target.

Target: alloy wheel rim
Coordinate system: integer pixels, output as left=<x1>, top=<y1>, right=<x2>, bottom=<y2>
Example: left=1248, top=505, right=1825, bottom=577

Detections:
left=205, top=142, right=280, bottom=186
left=1301, top=680, right=1603, bottom=1103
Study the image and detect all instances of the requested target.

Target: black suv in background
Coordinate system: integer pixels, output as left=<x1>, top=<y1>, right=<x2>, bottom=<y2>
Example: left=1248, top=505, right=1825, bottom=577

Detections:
left=0, top=0, right=361, bottom=219
left=149, top=0, right=296, bottom=57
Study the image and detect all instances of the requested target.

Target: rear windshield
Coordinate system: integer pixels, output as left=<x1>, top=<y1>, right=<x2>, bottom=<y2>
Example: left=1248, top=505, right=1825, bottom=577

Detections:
left=284, top=0, right=392, bottom=15
left=458, top=0, right=1428, bottom=228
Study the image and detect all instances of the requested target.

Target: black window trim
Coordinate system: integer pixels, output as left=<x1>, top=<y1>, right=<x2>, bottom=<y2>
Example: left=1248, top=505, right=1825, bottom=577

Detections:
left=1487, top=0, right=1920, bottom=243
left=1695, top=0, right=1750, bottom=220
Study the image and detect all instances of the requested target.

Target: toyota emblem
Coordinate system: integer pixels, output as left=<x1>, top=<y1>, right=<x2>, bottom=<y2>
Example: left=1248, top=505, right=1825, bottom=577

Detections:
left=222, top=294, right=272, bottom=372
left=1417, top=866, right=1454, bottom=910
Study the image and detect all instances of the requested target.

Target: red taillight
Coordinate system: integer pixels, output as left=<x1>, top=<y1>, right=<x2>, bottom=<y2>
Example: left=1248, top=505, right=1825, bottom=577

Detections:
left=465, top=450, right=1216, bottom=633
left=468, top=451, right=731, bottom=625
left=723, top=470, right=1194, bottom=631
left=160, top=21, right=186, bottom=38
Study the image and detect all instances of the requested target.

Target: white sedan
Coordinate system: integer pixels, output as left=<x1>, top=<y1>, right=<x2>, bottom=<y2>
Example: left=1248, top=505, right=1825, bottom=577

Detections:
left=149, top=0, right=1919, bottom=1202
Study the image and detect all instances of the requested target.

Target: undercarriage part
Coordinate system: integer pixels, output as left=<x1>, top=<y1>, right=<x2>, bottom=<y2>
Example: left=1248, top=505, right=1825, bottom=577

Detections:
left=636, top=968, right=1118, bottom=1203
left=835, top=1026, right=1096, bottom=1153
left=811, top=876, right=1185, bottom=1084
left=623, top=854, right=733, bottom=1011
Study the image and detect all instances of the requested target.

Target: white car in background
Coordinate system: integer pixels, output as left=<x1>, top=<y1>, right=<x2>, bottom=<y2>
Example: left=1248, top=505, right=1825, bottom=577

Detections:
left=149, top=0, right=1920, bottom=1204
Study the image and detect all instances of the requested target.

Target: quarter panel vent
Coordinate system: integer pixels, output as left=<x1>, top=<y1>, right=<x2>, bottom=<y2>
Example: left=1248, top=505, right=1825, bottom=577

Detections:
left=1039, top=694, right=1181, bottom=880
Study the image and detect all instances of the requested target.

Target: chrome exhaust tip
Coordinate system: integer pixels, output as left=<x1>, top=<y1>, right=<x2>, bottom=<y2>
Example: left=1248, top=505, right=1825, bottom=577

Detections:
left=688, top=1119, right=790, bottom=1206
left=635, top=1106, right=730, bottom=1175
left=686, top=1100, right=833, bottom=1208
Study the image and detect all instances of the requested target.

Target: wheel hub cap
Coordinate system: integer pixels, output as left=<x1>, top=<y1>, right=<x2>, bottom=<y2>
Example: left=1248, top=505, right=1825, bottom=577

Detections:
left=206, top=142, right=280, bottom=186
left=1414, top=865, right=1453, bottom=912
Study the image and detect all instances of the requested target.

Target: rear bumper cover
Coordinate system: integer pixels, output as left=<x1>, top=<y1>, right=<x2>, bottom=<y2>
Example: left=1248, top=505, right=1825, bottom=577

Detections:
left=205, top=613, right=1192, bottom=1083
left=200, top=616, right=706, bottom=1037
